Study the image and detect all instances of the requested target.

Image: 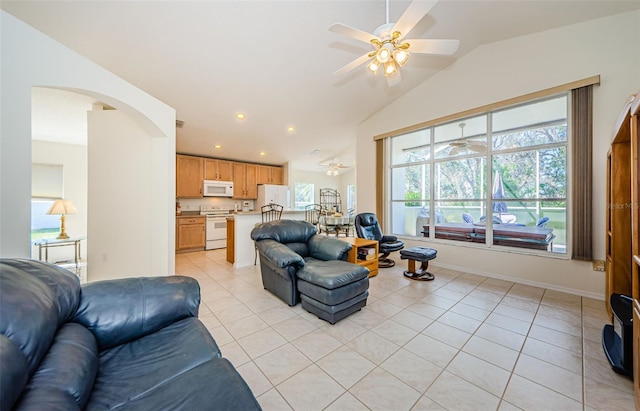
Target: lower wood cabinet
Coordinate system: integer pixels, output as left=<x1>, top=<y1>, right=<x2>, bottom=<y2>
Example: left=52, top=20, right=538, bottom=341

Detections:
left=176, top=216, right=205, bottom=252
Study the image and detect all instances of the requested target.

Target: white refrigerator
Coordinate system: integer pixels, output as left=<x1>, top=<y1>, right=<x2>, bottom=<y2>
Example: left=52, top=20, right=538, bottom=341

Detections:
left=257, top=184, right=290, bottom=209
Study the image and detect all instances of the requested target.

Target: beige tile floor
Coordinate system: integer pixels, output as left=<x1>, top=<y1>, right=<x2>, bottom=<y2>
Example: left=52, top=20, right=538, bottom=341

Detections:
left=175, top=249, right=635, bottom=411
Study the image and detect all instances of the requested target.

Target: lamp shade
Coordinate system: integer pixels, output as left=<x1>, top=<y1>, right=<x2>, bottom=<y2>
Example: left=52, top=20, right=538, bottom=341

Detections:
left=47, top=199, right=77, bottom=215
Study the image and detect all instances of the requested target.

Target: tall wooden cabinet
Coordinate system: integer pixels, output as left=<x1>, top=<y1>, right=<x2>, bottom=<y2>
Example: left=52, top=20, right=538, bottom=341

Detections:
left=176, top=155, right=203, bottom=197
left=605, top=91, right=639, bottom=406
left=233, top=162, right=258, bottom=199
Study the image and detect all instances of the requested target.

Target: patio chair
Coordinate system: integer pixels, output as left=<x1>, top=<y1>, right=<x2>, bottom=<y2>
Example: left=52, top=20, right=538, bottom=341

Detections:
left=462, top=213, right=474, bottom=223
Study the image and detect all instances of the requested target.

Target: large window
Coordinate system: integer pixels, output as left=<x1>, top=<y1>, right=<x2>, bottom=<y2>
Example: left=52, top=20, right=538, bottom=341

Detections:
left=389, top=94, right=567, bottom=254
left=294, top=182, right=314, bottom=210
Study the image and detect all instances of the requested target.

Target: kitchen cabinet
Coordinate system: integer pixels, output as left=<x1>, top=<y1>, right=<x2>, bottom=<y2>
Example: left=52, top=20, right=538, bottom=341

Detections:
left=204, top=158, right=233, bottom=181
left=233, top=162, right=257, bottom=199
left=176, top=155, right=203, bottom=198
left=176, top=216, right=205, bottom=252
left=257, top=165, right=284, bottom=185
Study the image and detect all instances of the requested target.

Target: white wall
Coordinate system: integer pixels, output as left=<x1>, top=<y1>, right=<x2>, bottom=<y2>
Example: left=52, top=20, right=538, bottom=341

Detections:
left=88, top=110, right=153, bottom=280
left=31, top=141, right=88, bottom=261
left=357, top=11, right=640, bottom=298
left=0, top=11, right=176, bottom=278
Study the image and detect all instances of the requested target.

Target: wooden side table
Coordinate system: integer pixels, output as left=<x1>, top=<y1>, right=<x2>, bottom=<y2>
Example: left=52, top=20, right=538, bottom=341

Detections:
left=340, top=237, right=379, bottom=277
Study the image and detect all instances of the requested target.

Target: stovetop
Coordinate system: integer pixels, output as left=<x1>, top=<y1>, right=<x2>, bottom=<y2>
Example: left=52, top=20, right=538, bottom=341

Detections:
left=199, top=205, right=232, bottom=216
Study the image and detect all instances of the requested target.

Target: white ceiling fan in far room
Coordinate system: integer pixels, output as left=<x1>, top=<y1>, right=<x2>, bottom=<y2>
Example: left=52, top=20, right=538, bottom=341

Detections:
left=321, top=161, right=350, bottom=176
left=329, top=0, right=460, bottom=86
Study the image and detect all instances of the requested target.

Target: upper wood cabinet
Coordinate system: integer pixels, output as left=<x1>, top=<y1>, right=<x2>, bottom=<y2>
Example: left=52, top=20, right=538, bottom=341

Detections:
left=204, top=158, right=233, bottom=181
left=233, top=163, right=258, bottom=199
left=176, top=155, right=203, bottom=198
left=257, top=165, right=284, bottom=185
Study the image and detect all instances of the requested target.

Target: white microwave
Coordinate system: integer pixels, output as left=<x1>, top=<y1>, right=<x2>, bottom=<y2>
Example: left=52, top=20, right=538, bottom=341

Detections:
left=203, top=180, right=234, bottom=197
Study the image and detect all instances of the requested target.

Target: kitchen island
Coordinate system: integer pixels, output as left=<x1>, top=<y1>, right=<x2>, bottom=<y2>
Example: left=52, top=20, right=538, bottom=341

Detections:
left=229, top=210, right=305, bottom=268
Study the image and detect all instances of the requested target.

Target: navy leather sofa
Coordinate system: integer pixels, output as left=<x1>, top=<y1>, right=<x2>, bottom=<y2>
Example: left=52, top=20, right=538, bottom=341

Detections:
left=0, top=259, right=261, bottom=411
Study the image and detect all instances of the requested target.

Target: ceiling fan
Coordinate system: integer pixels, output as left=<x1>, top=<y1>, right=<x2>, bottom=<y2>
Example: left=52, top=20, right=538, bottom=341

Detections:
left=448, top=123, right=486, bottom=155
left=329, top=0, right=460, bottom=86
left=321, top=161, right=350, bottom=176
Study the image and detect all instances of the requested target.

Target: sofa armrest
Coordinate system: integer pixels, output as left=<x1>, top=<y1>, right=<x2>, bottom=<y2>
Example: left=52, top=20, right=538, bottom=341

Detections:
left=256, top=239, right=305, bottom=269
left=308, top=235, right=351, bottom=261
left=73, top=276, right=200, bottom=350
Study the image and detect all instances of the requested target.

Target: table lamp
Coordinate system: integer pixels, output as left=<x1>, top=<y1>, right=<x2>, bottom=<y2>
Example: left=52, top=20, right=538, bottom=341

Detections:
left=47, top=199, right=77, bottom=239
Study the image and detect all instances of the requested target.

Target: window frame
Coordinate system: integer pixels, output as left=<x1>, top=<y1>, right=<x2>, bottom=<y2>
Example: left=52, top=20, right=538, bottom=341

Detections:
left=386, top=93, right=570, bottom=256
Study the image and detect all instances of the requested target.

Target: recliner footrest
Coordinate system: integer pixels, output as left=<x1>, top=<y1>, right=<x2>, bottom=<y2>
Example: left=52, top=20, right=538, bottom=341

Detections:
left=296, top=260, right=369, bottom=289
left=300, top=292, right=368, bottom=324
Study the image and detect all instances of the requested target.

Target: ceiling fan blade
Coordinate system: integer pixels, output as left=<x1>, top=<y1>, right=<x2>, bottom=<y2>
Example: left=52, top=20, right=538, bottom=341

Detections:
left=469, top=144, right=486, bottom=153
left=404, top=39, right=460, bottom=55
left=393, top=0, right=439, bottom=40
left=333, top=52, right=372, bottom=76
left=329, top=23, right=377, bottom=44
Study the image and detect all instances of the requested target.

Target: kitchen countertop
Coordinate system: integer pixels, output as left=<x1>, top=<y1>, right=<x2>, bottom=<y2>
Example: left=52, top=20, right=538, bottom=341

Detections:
left=176, top=211, right=201, bottom=217
left=232, top=210, right=304, bottom=216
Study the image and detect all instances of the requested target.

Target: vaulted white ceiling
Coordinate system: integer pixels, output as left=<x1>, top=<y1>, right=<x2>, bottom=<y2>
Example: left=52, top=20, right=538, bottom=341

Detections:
left=5, top=0, right=639, bottom=172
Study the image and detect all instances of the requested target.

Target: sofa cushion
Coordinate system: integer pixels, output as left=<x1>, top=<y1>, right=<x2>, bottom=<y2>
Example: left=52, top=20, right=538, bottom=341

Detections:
left=13, top=323, right=98, bottom=410
left=296, top=260, right=369, bottom=289
left=74, top=276, right=200, bottom=350
left=0, top=259, right=81, bottom=410
left=87, top=358, right=261, bottom=411
left=307, top=236, right=351, bottom=261
left=86, top=317, right=221, bottom=409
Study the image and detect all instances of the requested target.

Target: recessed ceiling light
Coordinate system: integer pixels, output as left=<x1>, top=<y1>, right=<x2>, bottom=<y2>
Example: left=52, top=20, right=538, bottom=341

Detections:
left=287, top=126, right=295, bottom=133
left=236, top=113, right=246, bottom=120
left=259, top=152, right=266, bottom=156
left=214, top=144, right=222, bottom=149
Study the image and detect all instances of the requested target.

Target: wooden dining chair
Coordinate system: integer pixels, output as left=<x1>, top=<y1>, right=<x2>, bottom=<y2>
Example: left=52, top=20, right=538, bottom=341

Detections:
left=305, top=204, right=322, bottom=232
left=254, top=203, right=284, bottom=264
left=261, top=203, right=283, bottom=223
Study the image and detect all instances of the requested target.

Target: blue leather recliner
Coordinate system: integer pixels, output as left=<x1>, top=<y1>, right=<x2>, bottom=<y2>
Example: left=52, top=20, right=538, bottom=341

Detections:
left=0, top=258, right=261, bottom=411
left=251, top=220, right=370, bottom=323
left=355, top=212, right=405, bottom=268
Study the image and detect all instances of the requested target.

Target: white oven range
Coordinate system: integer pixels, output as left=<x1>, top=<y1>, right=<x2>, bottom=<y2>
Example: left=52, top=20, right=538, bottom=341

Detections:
left=199, top=206, right=232, bottom=250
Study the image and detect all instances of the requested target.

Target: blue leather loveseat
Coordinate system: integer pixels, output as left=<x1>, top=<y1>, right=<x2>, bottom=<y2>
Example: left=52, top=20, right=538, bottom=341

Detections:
left=0, top=259, right=261, bottom=410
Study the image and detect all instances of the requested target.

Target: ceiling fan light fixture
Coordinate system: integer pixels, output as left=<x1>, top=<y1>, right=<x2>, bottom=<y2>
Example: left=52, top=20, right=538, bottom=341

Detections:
left=376, top=46, right=392, bottom=63
left=368, top=59, right=380, bottom=74
left=393, top=49, right=410, bottom=66
left=384, top=60, right=399, bottom=77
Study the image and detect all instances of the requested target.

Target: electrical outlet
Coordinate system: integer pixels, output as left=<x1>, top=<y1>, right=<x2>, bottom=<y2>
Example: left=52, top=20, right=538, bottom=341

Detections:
left=592, top=260, right=605, bottom=271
